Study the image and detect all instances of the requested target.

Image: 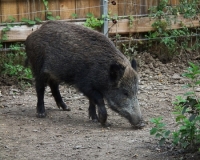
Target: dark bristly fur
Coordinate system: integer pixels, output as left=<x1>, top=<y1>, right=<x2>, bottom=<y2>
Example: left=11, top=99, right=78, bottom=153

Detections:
left=25, top=21, right=144, bottom=128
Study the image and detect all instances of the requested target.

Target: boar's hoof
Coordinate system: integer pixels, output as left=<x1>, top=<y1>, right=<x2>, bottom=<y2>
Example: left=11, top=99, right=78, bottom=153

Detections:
left=36, top=112, right=46, bottom=118
left=98, top=114, right=107, bottom=126
left=92, top=118, right=98, bottom=123
left=101, top=122, right=111, bottom=128
left=58, top=102, right=71, bottom=111
left=89, top=114, right=99, bottom=122
left=132, top=121, right=146, bottom=129
left=62, top=106, right=71, bottom=111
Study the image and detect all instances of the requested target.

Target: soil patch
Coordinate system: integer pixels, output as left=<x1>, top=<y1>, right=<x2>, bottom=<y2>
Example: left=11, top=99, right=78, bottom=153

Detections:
left=0, top=52, right=200, bottom=160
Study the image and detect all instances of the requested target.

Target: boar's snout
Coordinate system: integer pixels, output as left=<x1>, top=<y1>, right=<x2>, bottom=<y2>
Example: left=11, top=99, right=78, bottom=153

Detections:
left=127, top=102, right=145, bottom=129
left=132, top=118, right=145, bottom=129
left=128, top=112, right=145, bottom=129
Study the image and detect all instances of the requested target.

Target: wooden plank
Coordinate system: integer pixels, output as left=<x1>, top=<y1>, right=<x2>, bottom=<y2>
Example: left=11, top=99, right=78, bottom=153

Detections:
left=147, top=0, right=153, bottom=14
left=118, top=0, right=126, bottom=16
left=76, top=0, right=90, bottom=18
left=1, top=0, right=18, bottom=22
left=0, top=0, right=2, bottom=22
left=135, top=0, right=141, bottom=15
left=0, top=24, right=42, bottom=42
left=48, top=0, right=60, bottom=19
left=141, top=0, right=148, bottom=15
left=17, top=0, right=30, bottom=21
left=117, top=0, right=141, bottom=16
left=0, top=15, right=200, bottom=42
left=0, top=21, right=84, bottom=42
left=34, top=0, right=46, bottom=21
left=108, top=0, right=118, bottom=16
left=152, top=0, right=158, bottom=7
left=16, top=0, right=46, bottom=22
left=89, top=0, right=100, bottom=18
left=29, top=0, right=38, bottom=20
left=169, top=0, right=179, bottom=5
left=146, top=0, right=150, bottom=13
left=108, top=15, right=200, bottom=34
left=60, top=0, right=75, bottom=19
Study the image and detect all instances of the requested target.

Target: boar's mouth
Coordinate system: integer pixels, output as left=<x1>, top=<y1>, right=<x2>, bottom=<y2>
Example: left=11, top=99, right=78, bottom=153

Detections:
left=108, top=103, right=145, bottom=129
left=132, top=119, right=145, bottom=129
left=119, top=110, right=144, bottom=127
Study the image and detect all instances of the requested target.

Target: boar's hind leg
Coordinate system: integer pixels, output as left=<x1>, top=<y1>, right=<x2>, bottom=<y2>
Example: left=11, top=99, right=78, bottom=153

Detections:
left=88, top=99, right=98, bottom=122
left=35, top=77, right=46, bottom=118
left=48, top=80, right=71, bottom=111
left=87, top=91, right=107, bottom=126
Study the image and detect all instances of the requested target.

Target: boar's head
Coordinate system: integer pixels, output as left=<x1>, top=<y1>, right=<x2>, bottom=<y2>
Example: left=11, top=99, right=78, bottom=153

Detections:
left=105, top=60, right=144, bottom=128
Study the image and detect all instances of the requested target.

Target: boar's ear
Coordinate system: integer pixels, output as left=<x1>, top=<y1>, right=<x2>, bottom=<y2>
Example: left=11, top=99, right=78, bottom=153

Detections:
left=131, top=59, right=137, bottom=71
left=110, top=63, right=125, bottom=82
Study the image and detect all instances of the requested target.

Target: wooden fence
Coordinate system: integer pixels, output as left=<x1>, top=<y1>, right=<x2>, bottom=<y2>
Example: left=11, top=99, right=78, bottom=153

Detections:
left=0, top=0, right=199, bottom=42
left=0, top=0, right=183, bottom=23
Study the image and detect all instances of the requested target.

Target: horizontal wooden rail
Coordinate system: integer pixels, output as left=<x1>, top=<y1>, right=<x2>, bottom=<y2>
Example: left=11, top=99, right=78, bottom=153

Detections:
left=0, top=15, right=200, bottom=42
left=109, top=15, right=200, bottom=34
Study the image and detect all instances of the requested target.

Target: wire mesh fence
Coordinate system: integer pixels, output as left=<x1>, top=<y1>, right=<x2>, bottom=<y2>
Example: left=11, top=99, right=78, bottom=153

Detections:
left=0, top=0, right=200, bottom=48
left=0, top=0, right=190, bottom=22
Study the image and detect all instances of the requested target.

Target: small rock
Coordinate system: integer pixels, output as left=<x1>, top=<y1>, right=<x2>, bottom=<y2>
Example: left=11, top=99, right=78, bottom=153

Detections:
left=73, top=145, right=83, bottom=149
left=33, top=130, right=38, bottom=132
left=0, top=105, right=4, bottom=108
left=133, top=154, right=138, bottom=157
left=128, top=140, right=137, bottom=143
left=196, top=88, right=200, bottom=92
left=149, top=63, right=154, bottom=69
left=155, top=147, right=161, bottom=152
left=172, top=73, right=181, bottom=80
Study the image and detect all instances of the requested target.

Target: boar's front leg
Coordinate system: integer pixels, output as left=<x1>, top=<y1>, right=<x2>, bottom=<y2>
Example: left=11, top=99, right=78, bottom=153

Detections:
left=88, top=98, right=98, bottom=122
left=48, top=80, right=71, bottom=111
left=87, top=91, right=107, bottom=126
left=35, top=77, right=46, bottom=118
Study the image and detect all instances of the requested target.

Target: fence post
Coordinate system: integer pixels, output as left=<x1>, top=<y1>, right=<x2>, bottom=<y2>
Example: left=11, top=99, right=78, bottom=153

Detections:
left=101, top=0, right=108, bottom=37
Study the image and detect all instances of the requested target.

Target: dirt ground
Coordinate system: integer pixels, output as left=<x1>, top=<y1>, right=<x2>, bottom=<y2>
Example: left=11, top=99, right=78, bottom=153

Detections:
left=0, top=52, right=200, bottom=160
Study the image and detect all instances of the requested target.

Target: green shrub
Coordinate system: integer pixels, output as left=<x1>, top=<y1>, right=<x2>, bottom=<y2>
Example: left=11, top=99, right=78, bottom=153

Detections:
left=150, top=62, right=200, bottom=151
left=0, top=43, right=33, bottom=81
left=84, top=13, right=104, bottom=30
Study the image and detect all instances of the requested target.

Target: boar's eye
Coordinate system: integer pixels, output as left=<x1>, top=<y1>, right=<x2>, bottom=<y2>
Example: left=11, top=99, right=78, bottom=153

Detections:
left=123, top=92, right=129, bottom=97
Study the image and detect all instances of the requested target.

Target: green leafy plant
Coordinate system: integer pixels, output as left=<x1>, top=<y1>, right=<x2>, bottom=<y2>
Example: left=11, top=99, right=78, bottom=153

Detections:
left=21, top=17, right=42, bottom=25
left=172, top=62, right=200, bottom=150
left=122, top=43, right=138, bottom=58
left=0, top=16, right=16, bottom=43
left=129, top=15, right=134, bottom=28
left=1, top=43, right=33, bottom=81
left=43, top=0, right=49, bottom=10
left=1, top=24, right=11, bottom=41
left=42, top=0, right=60, bottom=20
left=34, top=17, right=42, bottom=23
left=71, top=13, right=78, bottom=19
left=150, top=62, right=200, bottom=151
left=84, top=13, right=104, bottom=30
left=145, top=0, right=200, bottom=60
left=150, top=117, right=171, bottom=146
left=178, top=0, right=200, bottom=18
left=46, top=12, right=60, bottom=20
left=0, top=16, right=16, bottom=48
left=21, top=18, right=36, bottom=25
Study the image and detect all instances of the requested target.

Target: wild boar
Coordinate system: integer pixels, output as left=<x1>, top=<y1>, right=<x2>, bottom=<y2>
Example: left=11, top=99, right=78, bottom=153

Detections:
left=25, top=21, right=144, bottom=128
